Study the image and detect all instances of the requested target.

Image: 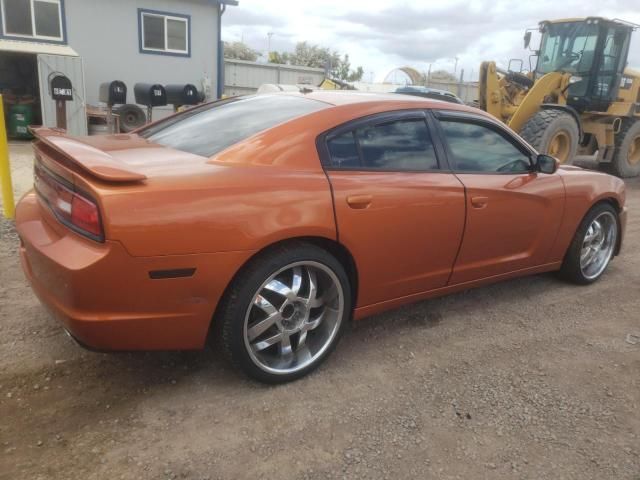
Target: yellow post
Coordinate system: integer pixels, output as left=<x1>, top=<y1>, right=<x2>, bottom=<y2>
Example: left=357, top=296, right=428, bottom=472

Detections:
left=0, top=94, right=16, bottom=220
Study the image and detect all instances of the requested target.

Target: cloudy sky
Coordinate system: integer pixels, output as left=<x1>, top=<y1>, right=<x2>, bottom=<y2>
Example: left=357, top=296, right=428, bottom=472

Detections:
left=222, top=0, right=640, bottom=82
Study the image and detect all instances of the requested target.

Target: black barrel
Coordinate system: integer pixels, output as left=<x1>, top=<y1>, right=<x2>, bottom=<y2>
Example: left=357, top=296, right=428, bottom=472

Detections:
left=99, top=80, right=127, bottom=106
left=133, top=83, right=167, bottom=107
left=165, top=84, right=200, bottom=106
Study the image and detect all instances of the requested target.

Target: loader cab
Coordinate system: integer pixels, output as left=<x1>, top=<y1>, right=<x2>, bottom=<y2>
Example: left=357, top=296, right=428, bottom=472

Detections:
left=535, top=18, right=633, bottom=112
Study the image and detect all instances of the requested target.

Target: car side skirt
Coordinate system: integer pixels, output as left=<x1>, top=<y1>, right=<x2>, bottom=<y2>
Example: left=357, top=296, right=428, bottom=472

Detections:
left=353, top=261, right=563, bottom=320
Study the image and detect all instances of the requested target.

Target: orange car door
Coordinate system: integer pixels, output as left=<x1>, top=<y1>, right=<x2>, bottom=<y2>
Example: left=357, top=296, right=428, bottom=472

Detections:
left=433, top=111, right=565, bottom=285
left=320, top=111, right=466, bottom=308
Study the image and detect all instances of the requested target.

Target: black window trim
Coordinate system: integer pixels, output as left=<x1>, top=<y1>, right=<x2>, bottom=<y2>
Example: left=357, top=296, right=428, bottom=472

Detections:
left=0, top=0, right=67, bottom=44
left=316, top=109, right=450, bottom=173
left=137, top=8, right=191, bottom=58
left=432, top=109, right=538, bottom=175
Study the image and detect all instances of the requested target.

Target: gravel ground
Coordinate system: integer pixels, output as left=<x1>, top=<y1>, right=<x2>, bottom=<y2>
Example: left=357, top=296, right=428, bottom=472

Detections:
left=0, top=146, right=639, bottom=479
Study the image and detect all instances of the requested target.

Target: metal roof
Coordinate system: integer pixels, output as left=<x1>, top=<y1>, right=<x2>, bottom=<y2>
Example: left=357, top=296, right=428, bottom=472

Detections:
left=0, top=39, right=78, bottom=56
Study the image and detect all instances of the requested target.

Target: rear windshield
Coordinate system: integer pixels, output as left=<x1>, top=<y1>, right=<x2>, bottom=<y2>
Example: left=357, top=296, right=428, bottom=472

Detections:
left=140, top=95, right=327, bottom=157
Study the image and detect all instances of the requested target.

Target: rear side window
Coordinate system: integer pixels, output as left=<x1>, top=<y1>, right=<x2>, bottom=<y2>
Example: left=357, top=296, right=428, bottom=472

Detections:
left=326, top=118, right=439, bottom=171
left=358, top=119, right=438, bottom=170
left=141, top=95, right=327, bottom=157
left=327, top=132, right=360, bottom=168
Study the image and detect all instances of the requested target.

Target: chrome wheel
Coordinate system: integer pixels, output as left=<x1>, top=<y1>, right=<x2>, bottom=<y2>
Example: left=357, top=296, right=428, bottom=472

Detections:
left=580, top=212, right=617, bottom=280
left=243, top=261, right=344, bottom=375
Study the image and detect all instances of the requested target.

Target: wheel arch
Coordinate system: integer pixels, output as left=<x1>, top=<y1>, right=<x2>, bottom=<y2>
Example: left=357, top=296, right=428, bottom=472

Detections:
left=591, top=197, right=624, bottom=255
left=207, top=236, right=359, bottom=338
left=596, top=196, right=621, bottom=213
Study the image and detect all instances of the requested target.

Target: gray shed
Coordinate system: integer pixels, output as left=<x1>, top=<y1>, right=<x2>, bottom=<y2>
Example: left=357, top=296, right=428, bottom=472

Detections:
left=0, top=0, right=238, bottom=137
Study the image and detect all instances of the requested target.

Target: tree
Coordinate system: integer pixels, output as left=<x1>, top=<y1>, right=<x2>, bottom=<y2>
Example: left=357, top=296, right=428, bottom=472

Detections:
left=223, top=41, right=261, bottom=61
left=270, top=42, right=364, bottom=82
left=286, top=42, right=341, bottom=71
left=268, top=51, right=287, bottom=64
left=337, top=55, right=364, bottom=82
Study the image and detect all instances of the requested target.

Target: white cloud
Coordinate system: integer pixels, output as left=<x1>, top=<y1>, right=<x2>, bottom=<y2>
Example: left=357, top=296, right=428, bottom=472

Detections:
left=222, top=0, right=640, bottom=82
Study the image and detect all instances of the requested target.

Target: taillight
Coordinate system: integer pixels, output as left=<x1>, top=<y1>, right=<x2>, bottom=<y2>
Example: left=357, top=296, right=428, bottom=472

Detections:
left=71, top=195, right=102, bottom=237
left=34, top=164, right=104, bottom=242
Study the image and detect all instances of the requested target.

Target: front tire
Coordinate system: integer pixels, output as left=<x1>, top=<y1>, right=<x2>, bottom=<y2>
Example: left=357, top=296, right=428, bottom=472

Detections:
left=558, top=203, right=619, bottom=284
left=217, top=242, right=351, bottom=383
left=520, top=110, right=579, bottom=164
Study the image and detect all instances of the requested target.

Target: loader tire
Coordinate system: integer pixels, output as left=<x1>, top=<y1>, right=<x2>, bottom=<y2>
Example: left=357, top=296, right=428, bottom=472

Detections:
left=519, top=109, right=579, bottom=164
left=610, top=119, right=640, bottom=178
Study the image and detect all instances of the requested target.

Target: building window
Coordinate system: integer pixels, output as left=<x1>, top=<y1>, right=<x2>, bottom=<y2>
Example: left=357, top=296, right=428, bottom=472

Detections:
left=0, top=0, right=65, bottom=42
left=139, top=9, right=190, bottom=57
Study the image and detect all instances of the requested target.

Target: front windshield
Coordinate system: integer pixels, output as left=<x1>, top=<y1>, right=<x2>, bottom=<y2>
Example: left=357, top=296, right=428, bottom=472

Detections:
left=537, top=22, right=599, bottom=75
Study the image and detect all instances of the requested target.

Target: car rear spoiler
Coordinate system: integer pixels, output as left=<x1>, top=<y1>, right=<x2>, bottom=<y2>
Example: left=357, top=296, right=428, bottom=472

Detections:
left=29, top=127, right=147, bottom=183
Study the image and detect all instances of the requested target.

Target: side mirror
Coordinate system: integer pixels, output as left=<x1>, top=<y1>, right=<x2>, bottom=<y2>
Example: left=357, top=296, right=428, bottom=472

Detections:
left=535, top=154, right=559, bottom=174
left=524, top=31, right=532, bottom=49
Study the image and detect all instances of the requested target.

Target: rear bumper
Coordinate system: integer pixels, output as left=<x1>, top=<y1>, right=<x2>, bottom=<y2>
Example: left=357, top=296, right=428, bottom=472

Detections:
left=16, top=192, right=253, bottom=351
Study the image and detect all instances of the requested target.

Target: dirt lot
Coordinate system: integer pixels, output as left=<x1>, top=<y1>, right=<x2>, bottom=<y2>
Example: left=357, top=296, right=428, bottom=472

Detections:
left=1, top=146, right=639, bottom=479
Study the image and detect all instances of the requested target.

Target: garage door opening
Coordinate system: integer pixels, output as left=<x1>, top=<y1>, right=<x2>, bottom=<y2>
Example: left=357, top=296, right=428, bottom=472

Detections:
left=0, top=51, right=42, bottom=141
left=0, top=40, right=86, bottom=139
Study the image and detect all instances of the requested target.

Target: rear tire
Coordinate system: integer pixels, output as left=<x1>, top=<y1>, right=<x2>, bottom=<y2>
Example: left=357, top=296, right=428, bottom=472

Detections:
left=216, top=241, right=352, bottom=384
left=611, top=119, right=640, bottom=178
left=558, top=203, right=619, bottom=285
left=520, top=110, right=579, bottom=164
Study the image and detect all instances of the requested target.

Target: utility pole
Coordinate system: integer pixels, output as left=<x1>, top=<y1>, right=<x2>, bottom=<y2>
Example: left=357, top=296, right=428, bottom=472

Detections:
left=267, top=31, right=274, bottom=57
left=454, top=56, right=459, bottom=74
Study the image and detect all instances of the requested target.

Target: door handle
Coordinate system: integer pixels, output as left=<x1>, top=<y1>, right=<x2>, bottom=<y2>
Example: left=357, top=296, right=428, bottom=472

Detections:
left=471, top=196, right=489, bottom=209
left=346, top=194, right=372, bottom=209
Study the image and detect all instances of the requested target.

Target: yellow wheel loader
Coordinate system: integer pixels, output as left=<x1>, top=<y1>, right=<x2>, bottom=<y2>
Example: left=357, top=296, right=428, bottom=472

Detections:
left=479, top=17, right=640, bottom=177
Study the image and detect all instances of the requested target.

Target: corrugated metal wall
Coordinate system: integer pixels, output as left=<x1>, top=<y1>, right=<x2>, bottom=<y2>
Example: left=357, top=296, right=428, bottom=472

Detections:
left=37, top=54, right=87, bottom=136
left=224, top=59, right=325, bottom=96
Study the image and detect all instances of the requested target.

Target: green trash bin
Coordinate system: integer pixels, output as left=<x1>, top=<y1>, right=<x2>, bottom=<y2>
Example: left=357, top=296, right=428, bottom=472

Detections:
left=8, top=104, right=34, bottom=139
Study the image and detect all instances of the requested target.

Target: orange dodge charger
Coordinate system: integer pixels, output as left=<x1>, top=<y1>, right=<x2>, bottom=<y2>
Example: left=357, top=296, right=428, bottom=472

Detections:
left=16, top=92, right=627, bottom=383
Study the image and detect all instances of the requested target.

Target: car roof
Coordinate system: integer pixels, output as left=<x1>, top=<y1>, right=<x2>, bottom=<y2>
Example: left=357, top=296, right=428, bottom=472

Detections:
left=274, top=90, right=474, bottom=111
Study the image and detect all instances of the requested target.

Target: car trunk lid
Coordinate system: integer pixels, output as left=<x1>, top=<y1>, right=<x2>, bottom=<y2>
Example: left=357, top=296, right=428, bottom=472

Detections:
left=30, top=128, right=215, bottom=242
left=31, top=127, right=148, bottom=182
left=30, top=127, right=211, bottom=183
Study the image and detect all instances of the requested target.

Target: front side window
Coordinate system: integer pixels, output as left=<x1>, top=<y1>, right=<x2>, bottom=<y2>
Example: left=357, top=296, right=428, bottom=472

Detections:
left=139, top=9, right=189, bottom=56
left=439, top=119, right=531, bottom=173
left=1, top=0, right=64, bottom=41
left=326, top=117, right=439, bottom=171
